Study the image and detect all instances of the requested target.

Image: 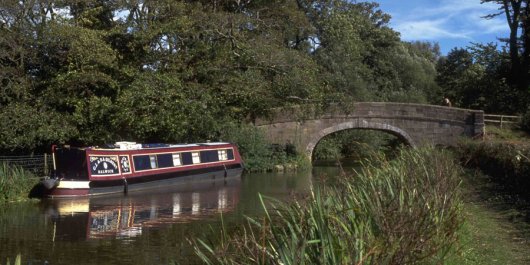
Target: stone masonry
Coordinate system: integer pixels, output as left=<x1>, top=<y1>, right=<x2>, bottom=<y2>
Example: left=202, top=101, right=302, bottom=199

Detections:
left=254, top=102, right=484, bottom=159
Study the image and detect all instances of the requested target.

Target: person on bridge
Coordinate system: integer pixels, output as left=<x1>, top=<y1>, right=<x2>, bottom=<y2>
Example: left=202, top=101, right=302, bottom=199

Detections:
left=443, top=97, right=452, bottom=107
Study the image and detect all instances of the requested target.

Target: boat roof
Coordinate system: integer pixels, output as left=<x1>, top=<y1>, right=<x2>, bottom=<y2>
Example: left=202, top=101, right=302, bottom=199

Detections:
left=59, top=142, right=233, bottom=151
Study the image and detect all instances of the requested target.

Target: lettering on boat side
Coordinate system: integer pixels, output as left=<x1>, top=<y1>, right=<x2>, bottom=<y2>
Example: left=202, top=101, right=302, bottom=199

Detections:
left=90, top=156, right=119, bottom=176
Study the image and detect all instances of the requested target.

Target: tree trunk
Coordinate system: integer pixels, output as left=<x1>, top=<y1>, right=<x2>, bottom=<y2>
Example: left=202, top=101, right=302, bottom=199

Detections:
left=521, top=1, right=530, bottom=90
left=504, top=0, right=522, bottom=83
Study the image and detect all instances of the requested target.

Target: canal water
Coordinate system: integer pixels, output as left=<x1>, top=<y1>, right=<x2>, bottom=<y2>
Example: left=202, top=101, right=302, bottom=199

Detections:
left=0, top=165, right=353, bottom=265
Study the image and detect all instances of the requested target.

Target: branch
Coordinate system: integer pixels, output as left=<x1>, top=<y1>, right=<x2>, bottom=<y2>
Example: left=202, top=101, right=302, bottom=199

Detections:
left=481, top=11, right=504, bottom=19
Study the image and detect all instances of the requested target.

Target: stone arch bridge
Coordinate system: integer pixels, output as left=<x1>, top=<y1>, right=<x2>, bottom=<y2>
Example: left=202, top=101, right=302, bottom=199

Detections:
left=254, top=102, right=484, bottom=159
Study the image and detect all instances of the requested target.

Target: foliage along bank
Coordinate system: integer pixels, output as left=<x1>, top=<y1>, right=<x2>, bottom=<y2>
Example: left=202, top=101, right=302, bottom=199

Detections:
left=456, top=139, right=530, bottom=197
left=312, top=129, right=405, bottom=161
left=219, top=122, right=309, bottom=172
left=194, top=148, right=463, bottom=264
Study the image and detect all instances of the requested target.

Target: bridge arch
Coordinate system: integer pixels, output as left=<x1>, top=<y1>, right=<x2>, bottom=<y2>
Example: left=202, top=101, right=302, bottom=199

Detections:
left=305, top=120, right=417, bottom=159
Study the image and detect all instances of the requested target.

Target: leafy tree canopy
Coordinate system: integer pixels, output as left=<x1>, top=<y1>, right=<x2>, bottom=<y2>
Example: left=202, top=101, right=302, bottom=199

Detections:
left=0, top=0, right=469, bottom=153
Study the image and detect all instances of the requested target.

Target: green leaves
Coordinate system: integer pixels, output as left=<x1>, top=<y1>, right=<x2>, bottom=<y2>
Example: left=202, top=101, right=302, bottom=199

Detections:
left=309, top=1, right=437, bottom=103
left=0, top=103, right=76, bottom=152
left=437, top=44, right=525, bottom=113
left=72, top=96, right=115, bottom=144
left=114, top=72, right=219, bottom=142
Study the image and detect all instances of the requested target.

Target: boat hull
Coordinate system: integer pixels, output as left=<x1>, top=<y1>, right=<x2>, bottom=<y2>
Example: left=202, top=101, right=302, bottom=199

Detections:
left=44, top=166, right=243, bottom=198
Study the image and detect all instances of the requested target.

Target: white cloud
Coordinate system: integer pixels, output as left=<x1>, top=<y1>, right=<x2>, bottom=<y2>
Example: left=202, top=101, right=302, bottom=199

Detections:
left=415, top=0, right=500, bottom=17
left=388, top=0, right=508, bottom=42
left=467, top=12, right=507, bottom=34
left=395, top=19, right=472, bottom=40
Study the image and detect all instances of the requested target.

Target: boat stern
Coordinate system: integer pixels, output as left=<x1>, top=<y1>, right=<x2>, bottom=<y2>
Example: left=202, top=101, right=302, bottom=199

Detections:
left=41, top=179, right=90, bottom=198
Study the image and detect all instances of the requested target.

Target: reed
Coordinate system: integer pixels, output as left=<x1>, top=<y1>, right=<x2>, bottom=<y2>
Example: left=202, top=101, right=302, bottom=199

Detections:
left=0, top=162, right=38, bottom=203
left=194, top=148, right=463, bottom=264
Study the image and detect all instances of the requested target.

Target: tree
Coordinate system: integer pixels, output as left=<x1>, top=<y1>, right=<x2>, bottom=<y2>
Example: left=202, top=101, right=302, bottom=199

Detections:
left=481, top=0, right=530, bottom=91
left=437, top=44, right=519, bottom=113
left=0, top=103, right=76, bottom=152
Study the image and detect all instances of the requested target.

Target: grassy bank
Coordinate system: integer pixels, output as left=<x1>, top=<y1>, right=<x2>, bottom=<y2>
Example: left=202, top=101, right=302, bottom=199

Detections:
left=447, top=202, right=530, bottom=265
left=446, top=169, right=530, bottom=265
left=194, top=148, right=463, bottom=264
left=0, top=163, right=38, bottom=203
left=446, top=128, right=530, bottom=264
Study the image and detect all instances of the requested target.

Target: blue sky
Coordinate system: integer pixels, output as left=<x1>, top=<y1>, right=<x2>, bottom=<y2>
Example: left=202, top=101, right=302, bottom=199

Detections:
left=371, top=0, right=509, bottom=54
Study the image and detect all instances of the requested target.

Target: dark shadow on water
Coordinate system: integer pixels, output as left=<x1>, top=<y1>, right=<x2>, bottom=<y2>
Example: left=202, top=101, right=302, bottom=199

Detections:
left=28, top=182, right=46, bottom=198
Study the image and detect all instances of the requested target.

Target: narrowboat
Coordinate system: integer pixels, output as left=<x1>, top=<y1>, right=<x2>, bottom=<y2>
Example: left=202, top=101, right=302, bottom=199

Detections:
left=40, top=141, right=244, bottom=198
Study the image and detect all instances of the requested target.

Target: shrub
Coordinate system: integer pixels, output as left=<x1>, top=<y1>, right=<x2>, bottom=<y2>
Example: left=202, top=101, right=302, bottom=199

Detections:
left=194, top=148, right=463, bottom=264
left=456, top=140, right=530, bottom=196
left=219, top=122, right=308, bottom=172
left=312, top=136, right=343, bottom=160
left=312, top=130, right=405, bottom=161
left=0, top=163, right=37, bottom=203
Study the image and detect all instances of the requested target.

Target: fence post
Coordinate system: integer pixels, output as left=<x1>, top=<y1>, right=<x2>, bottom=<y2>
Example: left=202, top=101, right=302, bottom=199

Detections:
left=500, top=115, right=504, bottom=129
left=473, top=111, right=485, bottom=138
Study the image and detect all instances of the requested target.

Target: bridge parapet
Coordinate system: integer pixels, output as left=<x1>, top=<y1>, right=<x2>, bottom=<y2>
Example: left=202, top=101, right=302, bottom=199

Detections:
left=254, top=102, right=484, bottom=158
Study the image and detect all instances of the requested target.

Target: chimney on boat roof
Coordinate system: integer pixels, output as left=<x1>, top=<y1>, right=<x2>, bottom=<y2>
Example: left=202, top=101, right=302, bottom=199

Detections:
left=115, top=141, right=142, bottom=150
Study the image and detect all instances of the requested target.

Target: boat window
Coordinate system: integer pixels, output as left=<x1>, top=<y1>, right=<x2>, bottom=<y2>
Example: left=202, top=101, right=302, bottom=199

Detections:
left=218, top=150, right=228, bottom=161
left=172, top=153, right=182, bottom=166
left=157, top=154, right=173, bottom=168
left=149, top=155, right=157, bottom=168
left=181, top=152, right=193, bottom=165
left=192, top=152, right=201, bottom=164
left=133, top=155, right=151, bottom=171
left=201, top=150, right=219, bottom=163
left=227, top=149, right=234, bottom=160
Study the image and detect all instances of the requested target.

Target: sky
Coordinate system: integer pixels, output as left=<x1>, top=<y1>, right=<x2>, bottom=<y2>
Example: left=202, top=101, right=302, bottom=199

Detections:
left=372, top=0, right=510, bottom=54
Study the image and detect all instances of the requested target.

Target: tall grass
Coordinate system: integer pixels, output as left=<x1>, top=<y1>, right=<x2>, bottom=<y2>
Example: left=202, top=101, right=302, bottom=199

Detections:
left=0, top=162, right=37, bottom=203
left=193, top=148, right=463, bottom=264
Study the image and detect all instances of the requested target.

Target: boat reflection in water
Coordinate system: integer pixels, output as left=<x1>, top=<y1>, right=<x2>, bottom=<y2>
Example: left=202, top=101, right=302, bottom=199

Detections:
left=42, top=176, right=241, bottom=240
